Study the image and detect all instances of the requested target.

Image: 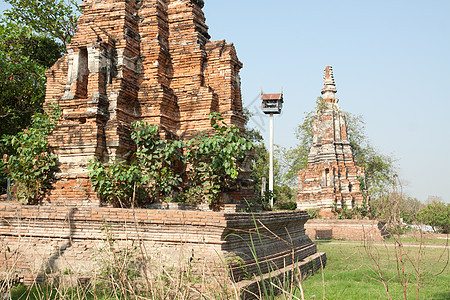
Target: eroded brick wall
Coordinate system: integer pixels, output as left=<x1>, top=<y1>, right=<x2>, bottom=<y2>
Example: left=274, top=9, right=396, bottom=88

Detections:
left=305, top=219, right=387, bottom=241
left=0, top=204, right=325, bottom=288
left=44, top=0, right=248, bottom=205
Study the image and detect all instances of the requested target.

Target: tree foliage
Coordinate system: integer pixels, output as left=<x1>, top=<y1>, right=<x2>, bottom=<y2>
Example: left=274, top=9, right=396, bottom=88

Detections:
left=0, top=0, right=78, bottom=141
left=418, top=201, right=449, bottom=233
left=346, top=113, right=397, bottom=197
left=0, top=0, right=76, bottom=197
left=183, top=113, right=253, bottom=206
left=1, top=105, right=61, bottom=204
left=398, top=196, right=424, bottom=224
left=0, top=23, right=64, bottom=139
left=3, top=0, right=79, bottom=48
left=88, top=123, right=184, bottom=208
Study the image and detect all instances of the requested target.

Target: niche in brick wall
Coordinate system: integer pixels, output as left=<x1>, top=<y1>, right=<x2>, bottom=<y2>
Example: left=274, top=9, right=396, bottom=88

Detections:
left=76, top=48, right=89, bottom=98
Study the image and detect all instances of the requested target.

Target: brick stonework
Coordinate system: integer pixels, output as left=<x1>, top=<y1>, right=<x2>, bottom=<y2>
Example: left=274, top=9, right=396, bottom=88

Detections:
left=0, top=204, right=326, bottom=294
left=297, top=66, right=365, bottom=216
left=305, top=219, right=387, bottom=241
left=44, top=0, right=248, bottom=205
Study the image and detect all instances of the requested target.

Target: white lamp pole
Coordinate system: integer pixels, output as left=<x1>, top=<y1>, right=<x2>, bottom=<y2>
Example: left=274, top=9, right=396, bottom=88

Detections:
left=269, top=113, right=274, bottom=207
left=261, top=91, right=283, bottom=209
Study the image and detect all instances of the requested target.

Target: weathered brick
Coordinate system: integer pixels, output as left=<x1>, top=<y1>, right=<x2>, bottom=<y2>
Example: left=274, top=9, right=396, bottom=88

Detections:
left=297, top=66, right=365, bottom=216
left=0, top=203, right=325, bottom=289
left=43, top=0, right=249, bottom=206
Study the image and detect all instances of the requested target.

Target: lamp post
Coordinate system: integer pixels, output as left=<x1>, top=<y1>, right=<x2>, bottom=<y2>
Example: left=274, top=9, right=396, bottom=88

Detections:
left=261, top=91, right=283, bottom=208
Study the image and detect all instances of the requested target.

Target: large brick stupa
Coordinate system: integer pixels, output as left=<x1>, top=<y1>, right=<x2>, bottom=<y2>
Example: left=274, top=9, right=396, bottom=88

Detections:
left=43, top=0, right=247, bottom=205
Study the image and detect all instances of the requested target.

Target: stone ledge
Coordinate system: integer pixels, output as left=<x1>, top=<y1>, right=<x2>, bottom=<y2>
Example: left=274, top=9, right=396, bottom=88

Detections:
left=305, top=219, right=388, bottom=241
left=0, top=203, right=324, bottom=296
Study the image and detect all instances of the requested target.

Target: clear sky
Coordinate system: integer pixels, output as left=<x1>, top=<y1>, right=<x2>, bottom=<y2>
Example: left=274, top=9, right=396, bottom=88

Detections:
left=203, top=0, right=450, bottom=203
left=1, top=0, right=449, bottom=203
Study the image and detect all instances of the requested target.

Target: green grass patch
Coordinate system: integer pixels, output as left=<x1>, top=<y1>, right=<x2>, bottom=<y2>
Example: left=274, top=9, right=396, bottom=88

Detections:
left=392, top=237, right=449, bottom=246
left=10, top=284, right=96, bottom=300
left=298, top=242, right=449, bottom=300
left=313, top=237, right=449, bottom=247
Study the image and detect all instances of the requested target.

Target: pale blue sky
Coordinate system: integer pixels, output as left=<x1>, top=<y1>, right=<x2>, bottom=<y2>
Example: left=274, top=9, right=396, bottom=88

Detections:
left=204, top=0, right=450, bottom=203
left=1, top=1, right=449, bottom=203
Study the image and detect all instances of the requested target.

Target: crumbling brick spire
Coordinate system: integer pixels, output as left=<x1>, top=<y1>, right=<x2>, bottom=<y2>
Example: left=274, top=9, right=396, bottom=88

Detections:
left=297, top=66, right=365, bottom=217
left=321, top=66, right=338, bottom=103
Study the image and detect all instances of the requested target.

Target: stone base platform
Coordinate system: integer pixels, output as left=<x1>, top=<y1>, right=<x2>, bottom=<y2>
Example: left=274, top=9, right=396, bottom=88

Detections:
left=0, top=204, right=325, bottom=297
left=305, top=219, right=388, bottom=241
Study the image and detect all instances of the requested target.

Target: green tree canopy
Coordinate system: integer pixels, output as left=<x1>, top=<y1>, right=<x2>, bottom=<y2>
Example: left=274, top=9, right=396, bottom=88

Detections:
left=1, top=0, right=78, bottom=195
left=3, top=0, right=79, bottom=48
left=0, top=23, right=64, bottom=139
left=0, top=0, right=78, bottom=147
left=418, top=201, right=449, bottom=233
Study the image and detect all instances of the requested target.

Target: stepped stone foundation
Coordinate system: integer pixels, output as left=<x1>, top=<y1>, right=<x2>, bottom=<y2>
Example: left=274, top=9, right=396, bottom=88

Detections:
left=0, top=204, right=326, bottom=296
left=297, top=66, right=365, bottom=217
left=305, top=219, right=388, bottom=241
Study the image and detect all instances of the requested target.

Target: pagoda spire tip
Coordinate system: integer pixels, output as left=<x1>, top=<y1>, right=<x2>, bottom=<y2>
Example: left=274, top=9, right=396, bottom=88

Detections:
left=321, top=66, right=337, bottom=101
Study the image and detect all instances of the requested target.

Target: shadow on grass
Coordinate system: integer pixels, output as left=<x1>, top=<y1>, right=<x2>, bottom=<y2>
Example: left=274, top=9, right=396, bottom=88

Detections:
left=434, top=291, right=450, bottom=300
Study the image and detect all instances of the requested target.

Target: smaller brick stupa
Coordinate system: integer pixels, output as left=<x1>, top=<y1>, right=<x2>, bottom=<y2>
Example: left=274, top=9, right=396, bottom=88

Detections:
left=297, top=66, right=365, bottom=217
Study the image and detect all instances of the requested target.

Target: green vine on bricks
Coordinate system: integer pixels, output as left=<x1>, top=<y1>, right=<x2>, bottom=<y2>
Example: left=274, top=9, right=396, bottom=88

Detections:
left=88, top=122, right=184, bottom=208
left=1, top=104, right=61, bottom=204
left=88, top=158, right=145, bottom=208
left=182, top=112, right=253, bottom=207
left=131, top=121, right=184, bottom=201
left=357, top=176, right=370, bottom=217
left=307, top=208, right=321, bottom=219
left=88, top=113, right=253, bottom=208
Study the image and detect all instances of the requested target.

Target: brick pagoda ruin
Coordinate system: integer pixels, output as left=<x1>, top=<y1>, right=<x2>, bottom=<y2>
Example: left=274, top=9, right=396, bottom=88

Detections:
left=1, top=0, right=326, bottom=294
left=44, top=0, right=247, bottom=205
left=297, top=66, right=365, bottom=217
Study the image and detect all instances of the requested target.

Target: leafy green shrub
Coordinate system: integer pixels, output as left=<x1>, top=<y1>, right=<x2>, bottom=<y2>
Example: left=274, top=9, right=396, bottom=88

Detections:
left=418, top=201, right=449, bottom=233
left=132, top=122, right=184, bottom=200
left=333, top=203, right=356, bottom=219
left=182, top=112, right=253, bottom=207
left=307, top=208, right=321, bottom=219
left=88, top=158, right=148, bottom=207
left=89, top=113, right=253, bottom=208
left=274, top=200, right=297, bottom=211
left=88, top=122, right=184, bottom=208
left=332, top=198, right=372, bottom=220
left=1, top=105, right=61, bottom=204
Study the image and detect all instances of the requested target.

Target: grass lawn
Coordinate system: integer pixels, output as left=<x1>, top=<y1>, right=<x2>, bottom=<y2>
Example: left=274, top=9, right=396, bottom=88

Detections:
left=297, top=239, right=449, bottom=300
left=393, top=237, right=449, bottom=246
